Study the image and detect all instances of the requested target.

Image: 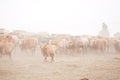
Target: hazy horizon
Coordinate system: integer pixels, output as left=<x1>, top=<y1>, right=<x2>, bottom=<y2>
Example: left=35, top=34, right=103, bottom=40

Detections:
left=0, top=0, right=120, bottom=36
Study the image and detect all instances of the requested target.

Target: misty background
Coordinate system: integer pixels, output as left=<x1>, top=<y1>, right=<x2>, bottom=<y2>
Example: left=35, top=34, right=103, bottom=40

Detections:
left=0, top=0, right=120, bottom=36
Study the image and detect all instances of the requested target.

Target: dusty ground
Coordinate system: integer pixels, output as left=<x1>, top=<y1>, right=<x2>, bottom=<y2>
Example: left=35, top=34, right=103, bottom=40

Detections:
left=0, top=50, right=120, bottom=80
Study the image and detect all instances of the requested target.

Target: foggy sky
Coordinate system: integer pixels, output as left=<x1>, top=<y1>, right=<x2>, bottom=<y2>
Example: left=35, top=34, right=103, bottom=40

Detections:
left=0, top=0, right=120, bottom=36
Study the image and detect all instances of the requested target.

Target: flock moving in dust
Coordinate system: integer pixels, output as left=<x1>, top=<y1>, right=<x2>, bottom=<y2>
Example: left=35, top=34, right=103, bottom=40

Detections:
left=0, top=28, right=120, bottom=62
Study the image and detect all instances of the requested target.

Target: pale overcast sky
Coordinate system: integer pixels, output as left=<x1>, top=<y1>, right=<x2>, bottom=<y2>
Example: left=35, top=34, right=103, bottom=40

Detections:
left=0, top=0, right=120, bottom=36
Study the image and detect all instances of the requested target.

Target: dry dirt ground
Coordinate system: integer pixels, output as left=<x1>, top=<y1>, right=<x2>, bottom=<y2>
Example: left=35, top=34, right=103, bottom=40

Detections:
left=0, top=50, right=120, bottom=80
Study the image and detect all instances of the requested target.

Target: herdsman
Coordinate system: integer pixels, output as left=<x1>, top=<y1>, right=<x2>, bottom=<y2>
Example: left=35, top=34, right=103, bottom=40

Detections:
left=98, top=22, right=110, bottom=37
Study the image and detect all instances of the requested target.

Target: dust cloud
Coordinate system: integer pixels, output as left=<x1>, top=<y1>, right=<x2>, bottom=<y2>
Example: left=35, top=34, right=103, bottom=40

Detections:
left=0, top=48, right=120, bottom=80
